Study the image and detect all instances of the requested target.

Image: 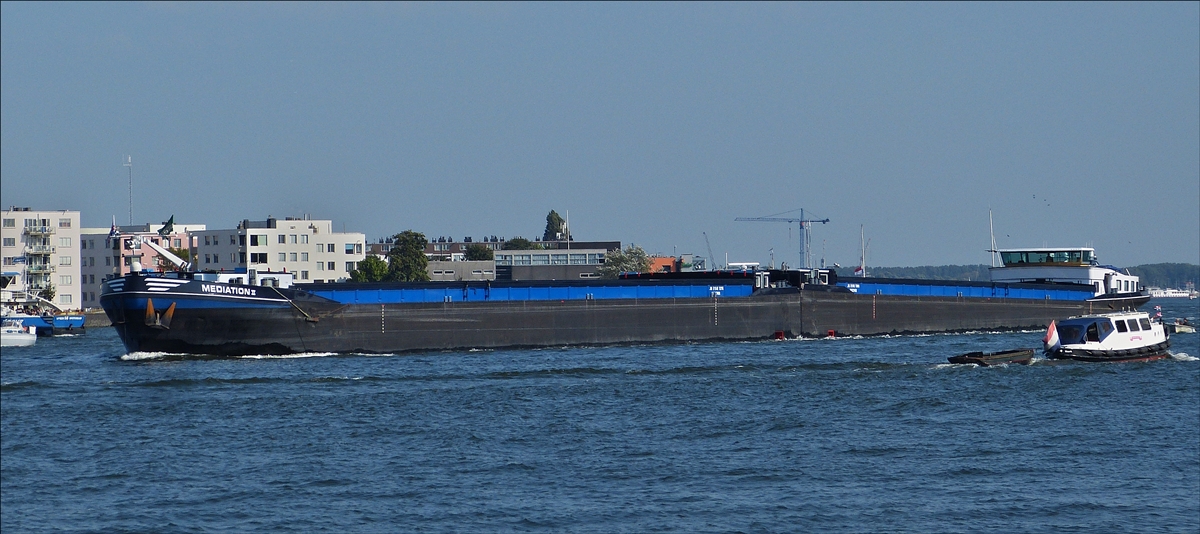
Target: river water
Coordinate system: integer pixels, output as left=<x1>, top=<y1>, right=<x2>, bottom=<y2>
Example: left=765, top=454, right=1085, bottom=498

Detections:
left=3, top=300, right=1198, bottom=532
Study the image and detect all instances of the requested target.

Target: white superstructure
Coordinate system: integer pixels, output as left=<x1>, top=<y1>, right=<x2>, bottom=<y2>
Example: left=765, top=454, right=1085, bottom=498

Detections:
left=989, top=247, right=1141, bottom=297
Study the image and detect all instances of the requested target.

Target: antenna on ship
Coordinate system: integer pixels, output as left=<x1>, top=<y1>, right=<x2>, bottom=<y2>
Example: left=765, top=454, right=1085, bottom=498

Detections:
left=124, top=155, right=133, bottom=225
left=988, top=209, right=999, bottom=268
left=857, top=225, right=869, bottom=277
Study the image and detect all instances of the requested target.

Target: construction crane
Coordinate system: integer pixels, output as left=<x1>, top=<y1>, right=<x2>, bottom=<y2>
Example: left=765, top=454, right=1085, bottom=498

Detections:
left=735, top=208, right=830, bottom=270
left=702, top=232, right=718, bottom=270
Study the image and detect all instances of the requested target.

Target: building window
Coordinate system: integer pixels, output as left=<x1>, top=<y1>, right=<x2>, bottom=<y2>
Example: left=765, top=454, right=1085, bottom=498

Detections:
left=89, top=257, right=95, bottom=267
left=2, top=238, right=13, bottom=247
left=289, top=234, right=297, bottom=244
left=59, top=275, right=72, bottom=285
left=327, top=244, right=335, bottom=253
left=316, top=262, right=324, bottom=271
left=205, top=254, right=211, bottom=264
left=300, top=235, right=309, bottom=244
left=58, top=218, right=72, bottom=228
left=60, top=294, right=72, bottom=304
left=2, top=218, right=13, bottom=227
left=106, top=257, right=111, bottom=266
left=279, top=252, right=286, bottom=262
left=300, top=271, right=309, bottom=280
left=205, top=235, right=211, bottom=246
left=250, top=253, right=267, bottom=264
left=301, top=252, right=309, bottom=262
left=345, top=262, right=355, bottom=272
left=289, top=252, right=297, bottom=262
left=173, top=239, right=181, bottom=248
left=328, top=261, right=335, bottom=270
left=239, top=235, right=246, bottom=246
left=59, top=237, right=72, bottom=247
left=231, top=253, right=237, bottom=263
left=239, top=252, right=246, bottom=264
left=59, top=256, right=71, bottom=266
left=250, top=235, right=264, bottom=246
left=345, top=243, right=355, bottom=254
left=278, top=234, right=286, bottom=244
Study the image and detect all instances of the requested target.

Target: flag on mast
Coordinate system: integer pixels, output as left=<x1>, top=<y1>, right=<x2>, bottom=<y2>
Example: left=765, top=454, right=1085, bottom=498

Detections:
left=106, top=216, right=120, bottom=248
left=157, top=215, right=175, bottom=237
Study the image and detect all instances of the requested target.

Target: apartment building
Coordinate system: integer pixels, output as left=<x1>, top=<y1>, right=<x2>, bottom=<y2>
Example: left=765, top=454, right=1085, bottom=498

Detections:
left=191, top=216, right=366, bottom=283
left=1, top=207, right=81, bottom=311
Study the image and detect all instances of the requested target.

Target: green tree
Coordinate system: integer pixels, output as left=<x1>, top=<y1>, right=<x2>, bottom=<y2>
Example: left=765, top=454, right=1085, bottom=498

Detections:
left=543, top=210, right=565, bottom=241
left=36, top=282, right=56, bottom=302
left=350, top=255, right=391, bottom=282
left=465, top=243, right=494, bottom=261
left=167, top=247, right=191, bottom=261
left=387, top=230, right=430, bottom=282
left=597, top=245, right=651, bottom=279
left=502, top=237, right=540, bottom=250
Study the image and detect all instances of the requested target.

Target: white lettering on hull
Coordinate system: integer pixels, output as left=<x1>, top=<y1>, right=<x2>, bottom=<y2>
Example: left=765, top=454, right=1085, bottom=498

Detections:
left=200, top=284, right=258, bottom=297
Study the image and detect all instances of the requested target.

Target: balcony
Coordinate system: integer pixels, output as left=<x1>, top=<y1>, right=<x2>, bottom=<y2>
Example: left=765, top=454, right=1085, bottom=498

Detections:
left=23, top=225, right=55, bottom=236
left=24, top=245, right=56, bottom=255
left=26, top=264, right=55, bottom=274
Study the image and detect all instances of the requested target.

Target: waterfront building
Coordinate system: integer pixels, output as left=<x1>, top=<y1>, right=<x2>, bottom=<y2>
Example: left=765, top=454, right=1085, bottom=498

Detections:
left=191, top=216, right=366, bottom=284
left=80, top=223, right=205, bottom=309
left=1, top=207, right=81, bottom=311
left=367, top=236, right=623, bottom=281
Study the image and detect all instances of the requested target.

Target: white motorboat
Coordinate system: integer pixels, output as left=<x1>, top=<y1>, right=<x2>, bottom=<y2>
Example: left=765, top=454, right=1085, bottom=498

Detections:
left=1, top=319, right=37, bottom=347
left=1043, top=310, right=1170, bottom=363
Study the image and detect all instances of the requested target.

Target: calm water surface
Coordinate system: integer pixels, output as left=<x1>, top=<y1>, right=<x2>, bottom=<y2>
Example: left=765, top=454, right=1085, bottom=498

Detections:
left=3, top=300, right=1198, bottom=533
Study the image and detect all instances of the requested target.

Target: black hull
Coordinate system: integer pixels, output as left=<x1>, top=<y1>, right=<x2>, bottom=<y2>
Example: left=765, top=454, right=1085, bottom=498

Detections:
left=1046, top=340, right=1172, bottom=363
left=948, top=348, right=1036, bottom=366
left=101, top=277, right=1151, bottom=356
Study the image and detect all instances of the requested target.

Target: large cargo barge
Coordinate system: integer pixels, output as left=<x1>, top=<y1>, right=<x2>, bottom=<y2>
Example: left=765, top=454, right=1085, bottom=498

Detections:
left=100, top=246, right=1149, bottom=355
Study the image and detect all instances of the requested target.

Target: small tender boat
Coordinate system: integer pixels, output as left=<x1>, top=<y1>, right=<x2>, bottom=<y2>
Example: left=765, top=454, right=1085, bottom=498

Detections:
left=948, top=348, right=1035, bottom=366
left=1043, top=311, right=1170, bottom=363
left=1165, top=318, right=1195, bottom=335
left=1, top=319, right=37, bottom=347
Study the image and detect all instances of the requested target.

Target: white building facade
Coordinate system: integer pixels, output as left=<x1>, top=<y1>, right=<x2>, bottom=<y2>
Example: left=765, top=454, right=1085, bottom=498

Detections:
left=1, top=208, right=82, bottom=311
left=191, top=216, right=366, bottom=283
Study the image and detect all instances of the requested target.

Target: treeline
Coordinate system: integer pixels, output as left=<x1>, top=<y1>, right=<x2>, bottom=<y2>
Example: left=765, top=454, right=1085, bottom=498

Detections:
left=1125, top=263, right=1200, bottom=289
left=832, top=263, right=1199, bottom=288
left=831, top=265, right=992, bottom=281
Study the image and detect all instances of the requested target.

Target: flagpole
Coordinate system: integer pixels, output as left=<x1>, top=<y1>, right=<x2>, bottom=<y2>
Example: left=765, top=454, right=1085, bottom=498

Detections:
left=124, top=156, right=133, bottom=225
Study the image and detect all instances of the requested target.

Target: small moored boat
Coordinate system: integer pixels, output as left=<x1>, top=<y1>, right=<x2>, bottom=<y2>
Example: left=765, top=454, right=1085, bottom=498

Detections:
left=948, top=348, right=1035, bottom=366
left=1043, top=311, right=1170, bottom=363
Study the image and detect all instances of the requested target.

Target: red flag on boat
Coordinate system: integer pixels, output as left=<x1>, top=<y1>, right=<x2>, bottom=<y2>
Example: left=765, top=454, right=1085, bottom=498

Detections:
left=1043, top=320, right=1060, bottom=351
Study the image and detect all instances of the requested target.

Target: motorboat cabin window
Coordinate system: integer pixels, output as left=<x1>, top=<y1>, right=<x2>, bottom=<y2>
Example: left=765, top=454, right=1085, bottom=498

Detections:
left=1115, top=320, right=1128, bottom=333
left=1126, top=319, right=1140, bottom=331
left=1139, top=318, right=1152, bottom=330
left=1086, top=323, right=1100, bottom=342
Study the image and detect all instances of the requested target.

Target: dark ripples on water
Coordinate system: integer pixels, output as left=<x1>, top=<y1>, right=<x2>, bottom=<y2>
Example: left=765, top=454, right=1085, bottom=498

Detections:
left=3, top=301, right=1198, bottom=533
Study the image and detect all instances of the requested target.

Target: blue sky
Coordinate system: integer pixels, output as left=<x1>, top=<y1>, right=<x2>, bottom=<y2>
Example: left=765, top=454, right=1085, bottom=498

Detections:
left=2, top=2, right=1197, bottom=268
